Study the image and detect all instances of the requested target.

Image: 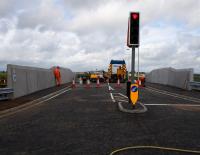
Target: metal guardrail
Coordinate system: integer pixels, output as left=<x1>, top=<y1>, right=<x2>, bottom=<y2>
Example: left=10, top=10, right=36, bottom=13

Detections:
left=0, top=88, right=14, bottom=101
left=189, top=81, right=200, bottom=90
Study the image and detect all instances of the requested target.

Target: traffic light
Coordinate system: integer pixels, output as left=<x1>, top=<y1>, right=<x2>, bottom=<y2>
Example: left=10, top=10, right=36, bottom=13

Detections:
left=128, top=12, right=140, bottom=47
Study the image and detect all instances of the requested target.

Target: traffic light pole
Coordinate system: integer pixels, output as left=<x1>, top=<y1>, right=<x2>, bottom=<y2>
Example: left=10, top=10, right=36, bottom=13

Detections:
left=131, top=46, right=135, bottom=83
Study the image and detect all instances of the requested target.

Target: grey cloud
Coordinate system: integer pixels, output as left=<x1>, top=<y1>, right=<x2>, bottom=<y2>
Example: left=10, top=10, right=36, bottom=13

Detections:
left=0, top=20, right=81, bottom=70
left=0, top=0, right=14, bottom=17
left=146, top=0, right=200, bottom=27
left=79, top=30, right=126, bottom=54
left=139, top=32, right=200, bottom=73
left=177, top=33, right=200, bottom=51
left=0, top=59, right=53, bottom=71
left=61, top=0, right=107, bottom=11
left=0, top=0, right=40, bottom=17
left=16, top=0, right=66, bottom=30
left=0, top=0, right=200, bottom=73
left=0, top=18, right=14, bottom=34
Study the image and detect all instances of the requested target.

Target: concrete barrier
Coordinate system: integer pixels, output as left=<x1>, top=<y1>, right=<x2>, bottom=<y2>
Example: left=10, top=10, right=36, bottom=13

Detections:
left=7, top=64, right=74, bottom=98
left=50, top=67, right=75, bottom=84
left=146, top=67, right=193, bottom=90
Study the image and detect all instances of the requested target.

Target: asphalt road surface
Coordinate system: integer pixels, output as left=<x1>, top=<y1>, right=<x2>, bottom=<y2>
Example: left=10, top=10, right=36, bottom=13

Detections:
left=0, top=82, right=200, bottom=155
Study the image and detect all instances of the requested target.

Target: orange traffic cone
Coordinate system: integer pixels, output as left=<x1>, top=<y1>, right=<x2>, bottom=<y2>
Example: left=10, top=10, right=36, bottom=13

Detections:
left=96, top=78, right=101, bottom=88
left=71, top=79, right=76, bottom=88
left=85, top=79, right=91, bottom=89
left=79, top=77, right=83, bottom=85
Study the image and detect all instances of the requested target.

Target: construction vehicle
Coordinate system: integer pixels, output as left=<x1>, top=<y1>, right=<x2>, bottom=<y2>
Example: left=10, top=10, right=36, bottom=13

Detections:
left=90, top=73, right=98, bottom=82
left=90, top=71, right=105, bottom=83
left=108, top=60, right=127, bottom=83
left=76, top=72, right=90, bottom=84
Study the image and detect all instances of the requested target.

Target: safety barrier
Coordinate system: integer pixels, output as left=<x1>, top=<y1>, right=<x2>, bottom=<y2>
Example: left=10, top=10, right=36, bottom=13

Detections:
left=7, top=64, right=74, bottom=98
left=0, top=88, right=14, bottom=100
left=189, top=81, right=200, bottom=90
left=146, top=67, right=193, bottom=90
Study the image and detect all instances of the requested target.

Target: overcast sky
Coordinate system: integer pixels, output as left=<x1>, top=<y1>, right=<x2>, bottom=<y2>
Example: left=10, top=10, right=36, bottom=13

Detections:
left=0, top=0, right=200, bottom=73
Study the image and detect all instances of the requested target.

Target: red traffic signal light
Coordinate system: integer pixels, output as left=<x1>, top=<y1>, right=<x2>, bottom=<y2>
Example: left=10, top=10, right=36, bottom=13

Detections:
left=127, top=12, right=140, bottom=47
left=131, top=13, right=138, bottom=20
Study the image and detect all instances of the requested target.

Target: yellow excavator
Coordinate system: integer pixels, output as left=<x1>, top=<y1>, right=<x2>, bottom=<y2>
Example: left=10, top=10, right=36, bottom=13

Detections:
left=108, top=60, right=127, bottom=83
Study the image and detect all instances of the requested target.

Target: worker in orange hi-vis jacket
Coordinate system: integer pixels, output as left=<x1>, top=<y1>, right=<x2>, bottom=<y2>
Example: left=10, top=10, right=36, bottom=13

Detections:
left=140, top=76, right=145, bottom=87
left=54, top=66, right=61, bottom=86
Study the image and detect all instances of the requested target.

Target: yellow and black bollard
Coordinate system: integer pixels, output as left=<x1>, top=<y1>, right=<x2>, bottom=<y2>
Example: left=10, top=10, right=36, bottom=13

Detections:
left=126, top=81, right=139, bottom=107
left=130, top=83, right=139, bottom=106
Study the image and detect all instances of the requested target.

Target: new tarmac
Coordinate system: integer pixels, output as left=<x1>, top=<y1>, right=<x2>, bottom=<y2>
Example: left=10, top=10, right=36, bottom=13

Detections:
left=0, top=82, right=200, bottom=155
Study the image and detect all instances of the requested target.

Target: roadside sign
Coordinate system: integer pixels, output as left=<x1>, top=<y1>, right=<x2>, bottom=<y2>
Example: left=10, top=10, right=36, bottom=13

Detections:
left=130, top=84, right=138, bottom=105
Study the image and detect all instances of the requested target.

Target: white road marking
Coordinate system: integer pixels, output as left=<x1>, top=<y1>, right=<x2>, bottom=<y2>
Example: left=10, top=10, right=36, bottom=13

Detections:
left=107, top=82, right=116, bottom=103
left=113, top=96, right=126, bottom=98
left=29, top=85, right=71, bottom=102
left=0, top=87, right=71, bottom=119
left=110, top=86, right=115, bottom=91
left=107, top=84, right=200, bottom=109
left=109, top=86, right=115, bottom=91
left=118, top=93, right=128, bottom=98
left=110, top=93, right=129, bottom=103
left=110, top=92, right=148, bottom=113
left=39, top=88, right=71, bottom=103
left=117, top=92, right=200, bottom=107
left=107, top=82, right=115, bottom=91
left=145, top=103, right=200, bottom=107
left=146, top=87, right=200, bottom=103
left=110, top=93, right=116, bottom=103
left=118, top=99, right=129, bottom=102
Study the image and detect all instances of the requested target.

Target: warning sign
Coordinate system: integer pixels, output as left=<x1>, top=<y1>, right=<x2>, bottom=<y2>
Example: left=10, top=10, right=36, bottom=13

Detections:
left=130, top=84, right=138, bottom=105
